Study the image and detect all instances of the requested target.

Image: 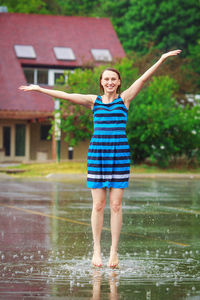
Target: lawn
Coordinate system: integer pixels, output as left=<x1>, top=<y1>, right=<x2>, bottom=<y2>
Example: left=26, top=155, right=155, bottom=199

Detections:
left=0, top=161, right=200, bottom=177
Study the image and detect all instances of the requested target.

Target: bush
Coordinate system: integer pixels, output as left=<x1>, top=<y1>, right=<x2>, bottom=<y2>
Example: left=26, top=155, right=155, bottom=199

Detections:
left=127, top=76, right=200, bottom=167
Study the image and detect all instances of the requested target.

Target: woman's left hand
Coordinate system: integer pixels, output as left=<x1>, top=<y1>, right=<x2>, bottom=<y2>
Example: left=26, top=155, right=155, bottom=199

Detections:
left=161, top=49, right=182, bottom=60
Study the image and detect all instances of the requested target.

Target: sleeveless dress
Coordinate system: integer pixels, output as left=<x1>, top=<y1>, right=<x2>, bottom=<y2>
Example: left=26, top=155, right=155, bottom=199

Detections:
left=87, top=95, right=130, bottom=189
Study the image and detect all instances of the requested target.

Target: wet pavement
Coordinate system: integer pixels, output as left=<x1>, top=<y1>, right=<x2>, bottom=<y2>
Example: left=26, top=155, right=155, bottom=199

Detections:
left=0, top=177, right=200, bottom=299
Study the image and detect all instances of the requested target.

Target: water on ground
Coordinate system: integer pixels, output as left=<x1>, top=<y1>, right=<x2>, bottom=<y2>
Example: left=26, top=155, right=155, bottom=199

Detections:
left=0, top=177, right=200, bottom=299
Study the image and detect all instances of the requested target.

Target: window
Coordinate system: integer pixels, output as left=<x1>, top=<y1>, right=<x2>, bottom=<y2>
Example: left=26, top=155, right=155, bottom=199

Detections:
left=91, top=49, right=112, bottom=62
left=23, top=68, right=34, bottom=84
left=53, top=47, right=76, bottom=61
left=37, top=69, right=48, bottom=84
left=14, top=45, right=36, bottom=59
left=23, top=67, right=69, bottom=86
left=40, top=125, right=51, bottom=141
left=48, top=69, right=68, bottom=86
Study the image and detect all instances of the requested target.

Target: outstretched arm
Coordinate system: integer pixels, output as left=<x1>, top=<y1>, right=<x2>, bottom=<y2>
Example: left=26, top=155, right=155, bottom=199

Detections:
left=121, top=49, right=182, bottom=107
left=19, top=84, right=96, bottom=109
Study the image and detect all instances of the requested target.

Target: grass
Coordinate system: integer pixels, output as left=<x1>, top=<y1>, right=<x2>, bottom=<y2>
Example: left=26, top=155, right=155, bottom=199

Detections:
left=0, top=161, right=200, bottom=177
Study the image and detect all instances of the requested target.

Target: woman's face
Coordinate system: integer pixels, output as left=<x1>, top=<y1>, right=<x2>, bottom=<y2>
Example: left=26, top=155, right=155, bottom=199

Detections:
left=101, top=70, right=121, bottom=94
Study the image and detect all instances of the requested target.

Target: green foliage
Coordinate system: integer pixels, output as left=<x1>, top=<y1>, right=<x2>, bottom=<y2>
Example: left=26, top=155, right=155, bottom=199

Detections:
left=127, top=76, right=200, bottom=167
left=187, top=41, right=200, bottom=87
left=101, top=0, right=200, bottom=55
left=56, top=0, right=100, bottom=16
left=0, top=0, right=49, bottom=14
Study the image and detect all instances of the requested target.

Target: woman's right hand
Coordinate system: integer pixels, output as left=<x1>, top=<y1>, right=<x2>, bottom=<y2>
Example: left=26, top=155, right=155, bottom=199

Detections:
left=19, top=84, right=40, bottom=92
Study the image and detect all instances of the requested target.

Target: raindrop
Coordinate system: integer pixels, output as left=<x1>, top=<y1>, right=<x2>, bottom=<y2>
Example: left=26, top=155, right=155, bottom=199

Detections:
left=187, top=292, right=191, bottom=297
left=192, top=286, right=196, bottom=291
left=70, top=280, right=74, bottom=287
left=38, top=250, right=41, bottom=254
left=1, top=255, right=5, bottom=260
left=166, top=287, right=170, bottom=292
left=41, top=255, right=44, bottom=259
left=156, top=282, right=160, bottom=287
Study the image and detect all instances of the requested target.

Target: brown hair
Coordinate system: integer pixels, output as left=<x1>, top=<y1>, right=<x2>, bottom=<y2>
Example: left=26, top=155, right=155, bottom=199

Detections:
left=99, top=68, right=121, bottom=94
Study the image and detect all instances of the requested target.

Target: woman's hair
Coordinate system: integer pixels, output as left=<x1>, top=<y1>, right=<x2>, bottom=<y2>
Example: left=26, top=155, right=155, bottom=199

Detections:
left=99, top=68, right=121, bottom=94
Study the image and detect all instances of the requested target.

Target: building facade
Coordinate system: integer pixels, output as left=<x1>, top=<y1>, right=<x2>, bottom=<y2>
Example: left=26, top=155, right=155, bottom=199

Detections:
left=0, top=12, right=125, bottom=162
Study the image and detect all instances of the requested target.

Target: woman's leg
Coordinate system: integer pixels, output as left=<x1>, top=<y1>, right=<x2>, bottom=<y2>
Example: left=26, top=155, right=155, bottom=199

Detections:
left=91, top=188, right=107, bottom=267
left=108, top=188, right=124, bottom=267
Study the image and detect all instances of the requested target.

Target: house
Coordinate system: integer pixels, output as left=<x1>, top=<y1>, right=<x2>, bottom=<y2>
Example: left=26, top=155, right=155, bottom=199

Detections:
left=0, top=12, right=125, bottom=162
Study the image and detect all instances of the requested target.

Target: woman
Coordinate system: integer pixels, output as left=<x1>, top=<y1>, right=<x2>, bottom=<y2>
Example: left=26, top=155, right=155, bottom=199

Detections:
left=19, top=49, right=181, bottom=268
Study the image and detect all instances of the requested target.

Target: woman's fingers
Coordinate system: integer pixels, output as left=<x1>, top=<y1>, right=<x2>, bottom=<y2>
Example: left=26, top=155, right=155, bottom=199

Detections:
left=161, top=49, right=182, bottom=60
left=18, top=84, right=39, bottom=91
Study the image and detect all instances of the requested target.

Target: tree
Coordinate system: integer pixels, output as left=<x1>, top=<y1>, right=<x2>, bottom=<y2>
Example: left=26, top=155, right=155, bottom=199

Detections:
left=127, top=75, right=200, bottom=167
left=56, top=0, right=99, bottom=16
left=100, top=0, right=200, bottom=55
left=0, top=0, right=60, bottom=14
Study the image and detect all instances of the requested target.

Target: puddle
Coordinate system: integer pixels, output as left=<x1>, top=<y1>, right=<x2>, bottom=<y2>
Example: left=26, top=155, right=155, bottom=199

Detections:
left=0, top=178, right=200, bottom=299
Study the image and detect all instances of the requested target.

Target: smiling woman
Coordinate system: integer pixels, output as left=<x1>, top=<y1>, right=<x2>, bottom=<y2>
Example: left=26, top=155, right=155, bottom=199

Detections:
left=19, top=49, right=182, bottom=269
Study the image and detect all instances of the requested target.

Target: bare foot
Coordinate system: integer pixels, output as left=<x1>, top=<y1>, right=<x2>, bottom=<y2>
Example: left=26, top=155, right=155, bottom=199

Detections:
left=92, top=250, right=102, bottom=267
left=108, top=249, right=119, bottom=268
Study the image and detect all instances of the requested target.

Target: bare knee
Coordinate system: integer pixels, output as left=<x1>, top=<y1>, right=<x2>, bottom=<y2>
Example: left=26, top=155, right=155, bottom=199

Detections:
left=93, top=200, right=105, bottom=212
left=110, top=201, right=121, bottom=213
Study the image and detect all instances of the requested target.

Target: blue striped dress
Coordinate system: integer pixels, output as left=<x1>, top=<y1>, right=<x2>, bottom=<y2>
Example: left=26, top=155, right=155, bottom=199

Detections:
left=87, top=95, right=130, bottom=189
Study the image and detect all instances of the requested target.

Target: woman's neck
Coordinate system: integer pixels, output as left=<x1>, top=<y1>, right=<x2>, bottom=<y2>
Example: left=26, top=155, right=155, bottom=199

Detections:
left=102, top=92, right=118, bottom=103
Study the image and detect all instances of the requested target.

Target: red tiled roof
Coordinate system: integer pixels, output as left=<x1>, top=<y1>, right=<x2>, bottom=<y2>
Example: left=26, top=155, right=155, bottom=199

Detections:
left=0, top=13, right=125, bottom=114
